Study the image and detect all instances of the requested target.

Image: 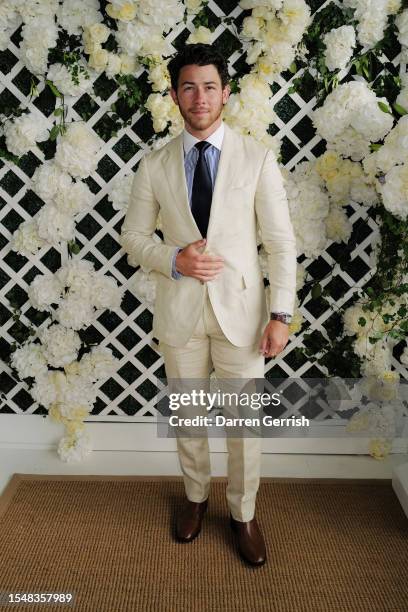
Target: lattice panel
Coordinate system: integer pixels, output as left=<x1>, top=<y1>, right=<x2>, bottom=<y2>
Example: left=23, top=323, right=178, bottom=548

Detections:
left=0, top=0, right=406, bottom=426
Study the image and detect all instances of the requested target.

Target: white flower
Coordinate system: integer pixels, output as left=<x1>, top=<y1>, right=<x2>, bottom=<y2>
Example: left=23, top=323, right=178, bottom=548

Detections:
left=396, top=9, right=408, bottom=47
left=343, top=303, right=368, bottom=336
left=57, top=372, right=97, bottom=414
left=4, top=112, right=49, bottom=157
left=323, top=25, right=356, bottom=72
left=58, top=429, right=92, bottom=463
left=132, top=267, right=156, bottom=307
left=32, top=161, right=73, bottom=203
left=378, top=164, right=408, bottom=219
left=11, top=342, right=48, bottom=379
left=11, top=220, right=47, bottom=256
left=27, top=273, right=62, bottom=311
left=137, top=0, right=185, bottom=33
left=78, top=346, right=118, bottom=382
left=36, top=204, right=75, bottom=246
left=55, top=294, right=95, bottom=330
left=55, top=259, right=96, bottom=296
left=57, top=0, right=102, bottom=36
left=47, top=62, right=92, bottom=97
left=325, top=207, right=353, bottom=243
left=31, top=371, right=59, bottom=408
left=106, top=1, right=137, bottom=21
left=185, top=0, right=203, bottom=12
left=54, top=181, right=93, bottom=216
left=39, top=323, right=81, bottom=367
left=147, top=61, right=170, bottom=92
left=92, top=275, right=124, bottom=310
left=187, top=26, right=213, bottom=44
left=312, top=81, right=394, bottom=160
left=105, top=52, right=122, bottom=78
left=55, top=122, right=101, bottom=178
left=108, top=173, right=133, bottom=211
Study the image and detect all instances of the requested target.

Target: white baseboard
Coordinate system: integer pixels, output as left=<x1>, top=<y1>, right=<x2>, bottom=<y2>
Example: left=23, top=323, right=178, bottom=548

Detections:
left=0, top=414, right=407, bottom=454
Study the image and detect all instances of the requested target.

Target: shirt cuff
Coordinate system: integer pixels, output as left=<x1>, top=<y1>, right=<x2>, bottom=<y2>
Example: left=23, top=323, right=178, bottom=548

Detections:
left=171, top=248, right=183, bottom=280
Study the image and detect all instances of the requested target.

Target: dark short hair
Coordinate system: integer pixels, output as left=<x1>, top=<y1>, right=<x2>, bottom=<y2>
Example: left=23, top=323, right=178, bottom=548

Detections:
left=167, top=43, right=230, bottom=90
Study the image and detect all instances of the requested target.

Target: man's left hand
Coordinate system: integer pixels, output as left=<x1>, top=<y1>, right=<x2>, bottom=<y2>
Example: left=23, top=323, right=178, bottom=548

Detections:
left=259, top=320, right=289, bottom=358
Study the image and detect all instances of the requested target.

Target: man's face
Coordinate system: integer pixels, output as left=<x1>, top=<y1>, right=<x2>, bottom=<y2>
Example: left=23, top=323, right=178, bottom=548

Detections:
left=170, top=63, right=230, bottom=133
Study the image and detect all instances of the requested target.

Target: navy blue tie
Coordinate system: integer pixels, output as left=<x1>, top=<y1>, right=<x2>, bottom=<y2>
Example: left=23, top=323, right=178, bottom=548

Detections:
left=191, top=141, right=213, bottom=238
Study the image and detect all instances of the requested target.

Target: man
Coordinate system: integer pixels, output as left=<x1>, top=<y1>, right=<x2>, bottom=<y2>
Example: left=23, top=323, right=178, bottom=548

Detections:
left=120, top=43, right=297, bottom=567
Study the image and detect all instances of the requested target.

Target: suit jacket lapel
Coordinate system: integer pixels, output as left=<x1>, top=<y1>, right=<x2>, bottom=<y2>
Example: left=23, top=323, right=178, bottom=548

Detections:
left=161, top=121, right=240, bottom=240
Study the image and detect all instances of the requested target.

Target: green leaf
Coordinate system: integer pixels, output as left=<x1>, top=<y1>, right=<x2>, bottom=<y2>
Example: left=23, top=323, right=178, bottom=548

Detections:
left=49, top=125, right=60, bottom=141
left=69, top=241, right=81, bottom=254
left=289, top=61, right=297, bottom=74
left=377, top=101, right=392, bottom=114
left=393, top=102, right=408, bottom=116
left=46, top=79, right=63, bottom=98
left=53, top=108, right=63, bottom=116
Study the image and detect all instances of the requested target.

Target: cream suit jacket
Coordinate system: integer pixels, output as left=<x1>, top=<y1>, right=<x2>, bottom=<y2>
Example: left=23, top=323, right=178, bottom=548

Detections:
left=120, top=121, right=297, bottom=348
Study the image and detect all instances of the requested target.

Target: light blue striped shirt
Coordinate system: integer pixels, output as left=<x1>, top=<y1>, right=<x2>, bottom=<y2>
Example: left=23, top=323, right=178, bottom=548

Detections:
left=171, top=122, right=223, bottom=279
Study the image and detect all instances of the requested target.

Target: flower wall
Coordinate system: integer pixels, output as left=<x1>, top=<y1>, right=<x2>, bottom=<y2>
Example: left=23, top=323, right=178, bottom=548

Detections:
left=0, top=0, right=407, bottom=461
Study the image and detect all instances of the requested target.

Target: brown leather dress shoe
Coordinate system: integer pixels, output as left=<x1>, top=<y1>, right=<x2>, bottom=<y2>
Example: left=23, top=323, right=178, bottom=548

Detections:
left=176, top=498, right=208, bottom=542
left=230, top=513, right=266, bottom=566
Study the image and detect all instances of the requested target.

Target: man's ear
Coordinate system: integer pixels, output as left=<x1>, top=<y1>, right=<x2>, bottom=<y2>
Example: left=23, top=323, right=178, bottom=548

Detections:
left=222, top=83, right=231, bottom=104
left=170, top=88, right=178, bottom=105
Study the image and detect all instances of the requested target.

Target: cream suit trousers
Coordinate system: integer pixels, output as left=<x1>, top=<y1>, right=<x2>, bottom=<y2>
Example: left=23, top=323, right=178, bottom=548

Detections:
left=159, top=285, right=265, bottom=522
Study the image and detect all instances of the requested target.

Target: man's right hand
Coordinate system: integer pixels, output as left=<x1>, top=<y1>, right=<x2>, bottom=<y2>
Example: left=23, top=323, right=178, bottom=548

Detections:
left=175, top=239, right=224, bottom=283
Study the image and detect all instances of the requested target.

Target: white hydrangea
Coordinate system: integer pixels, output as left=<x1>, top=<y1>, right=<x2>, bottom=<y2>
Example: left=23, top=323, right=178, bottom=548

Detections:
left=147, top=61, right=170, bottom=92
left=11, top=220, right=47, bottom=256
left=395, top=8, right=408, bottom=47
left=27, top=273, right=62, bottom=311
left=55, top=293, right=96, bottom=330
left=137, top=0, right=185, bottom=33
left=92, top=275, right=124, bottom=310
left=54, top=181, right=93, bottom=216
left=20, top=17, right=59, bottom=74
left=58, top=429, right=93, bottom=463
left=57, top=372, right=97, bottom=415
left=36, top=204, right=76, bottom=246
left=223, top=74, right=277, bottom=142
left=77, top=346, right=118, bottom=382
left=32, top=161, right=73, bottom=203
left=312, top=81, right=394, bottom=160
left=56, top=259, right=96, bottom=296
left=31, top=371, right=59, bottom=408
left=55, top=122, right=101, bottom=178
left=325, top=206, right=353, bottom=243
left=362, top=114, right=408, bottom=218
left=132, top=267, right=156, bottom=307
left=57, top=0, right=102, bottom=36
left=282, top=161, right=330, bottom=258
left=47, top=62, right=92, bottom=97
left=108, top=173, right=133, bottom=211
left=4, top=112, right=49, bottom=157
left=11, top=342, right=48, bottom=379
left=39, top=323, right=81, bottom=367
left=323, top=25, right=356, bottom=72
left=343, top=0, right=389, bottom=48
left=187, top=26, right=213, bottom=44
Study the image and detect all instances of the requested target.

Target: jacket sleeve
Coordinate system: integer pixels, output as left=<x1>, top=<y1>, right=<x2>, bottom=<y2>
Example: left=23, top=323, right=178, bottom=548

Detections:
left=254, top=149, right=298, bottom=315
left=119, top=154, right=179, bottom=280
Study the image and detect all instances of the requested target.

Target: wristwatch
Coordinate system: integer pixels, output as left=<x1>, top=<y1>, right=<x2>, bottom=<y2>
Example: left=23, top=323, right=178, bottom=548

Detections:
left=270, top=312, right=292, bottom=325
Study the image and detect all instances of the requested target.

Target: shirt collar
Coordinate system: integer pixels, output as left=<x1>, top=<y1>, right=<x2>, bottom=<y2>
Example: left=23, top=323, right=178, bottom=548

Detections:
left=183, top=121, right=225, bottom=156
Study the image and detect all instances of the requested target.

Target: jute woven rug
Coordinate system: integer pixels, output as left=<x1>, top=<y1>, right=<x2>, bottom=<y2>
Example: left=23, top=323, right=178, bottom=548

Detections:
left=0, top=474, right=407, bottom=612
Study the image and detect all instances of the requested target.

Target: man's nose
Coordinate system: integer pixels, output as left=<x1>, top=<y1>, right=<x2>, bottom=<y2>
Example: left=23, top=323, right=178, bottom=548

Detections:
left=193, top=89, right=206, bottom=102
